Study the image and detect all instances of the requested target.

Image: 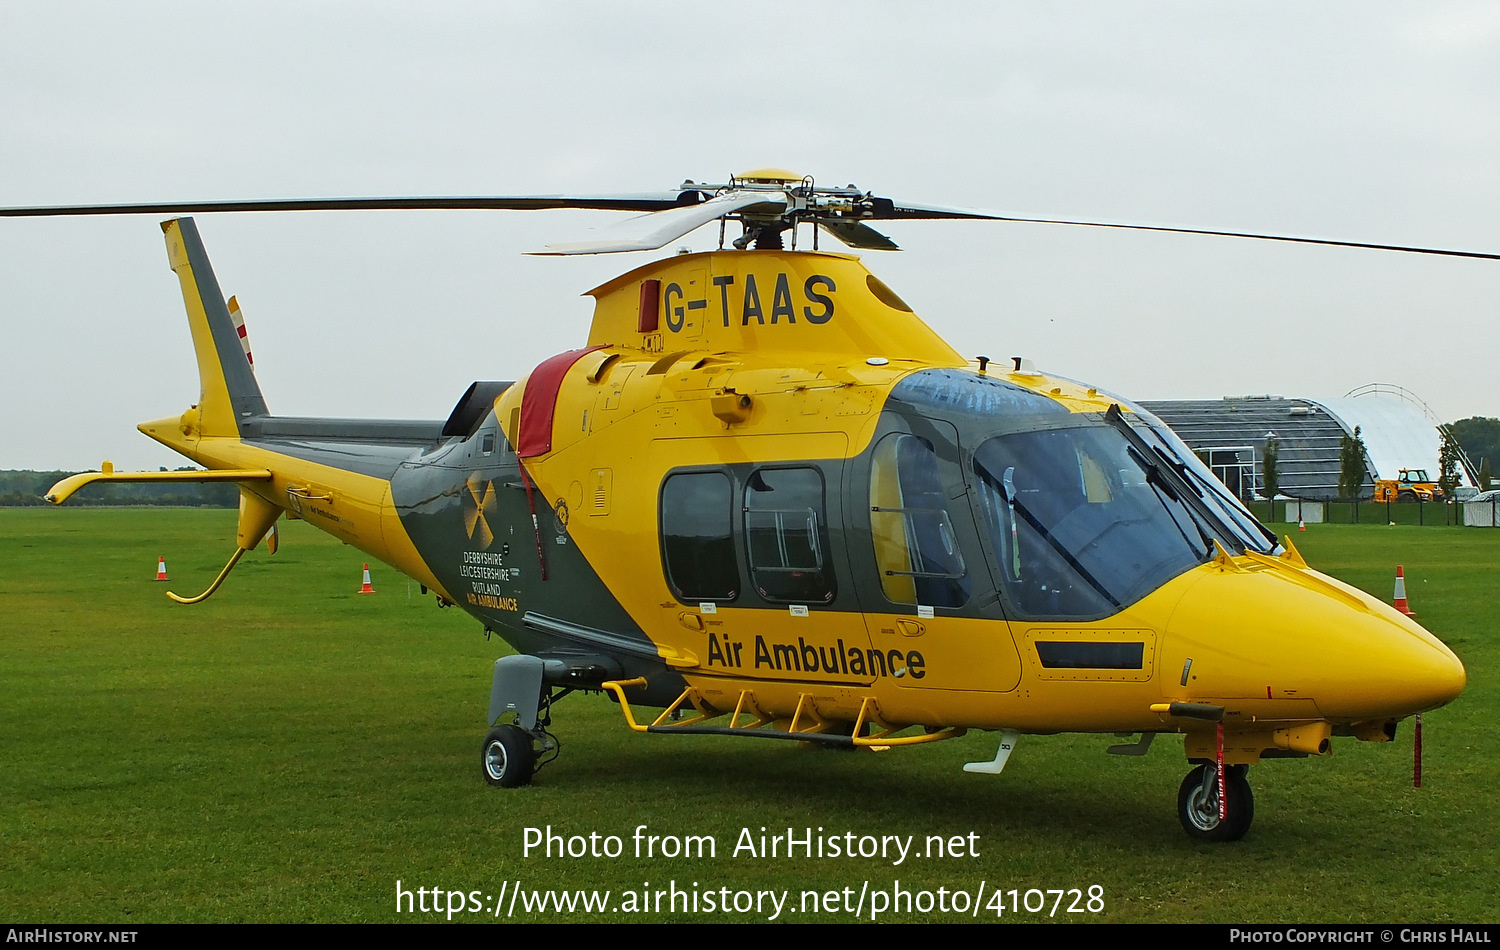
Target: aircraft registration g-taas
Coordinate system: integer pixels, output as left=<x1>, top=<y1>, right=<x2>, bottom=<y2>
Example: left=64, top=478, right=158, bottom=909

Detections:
left=7, top=170, right=1476, bottom=841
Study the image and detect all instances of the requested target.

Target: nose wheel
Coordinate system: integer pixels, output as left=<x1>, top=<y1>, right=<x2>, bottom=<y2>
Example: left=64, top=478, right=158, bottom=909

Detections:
left=1177, top=763, right=1253, bottom=841
left=481, top=725, right=537, bottom=788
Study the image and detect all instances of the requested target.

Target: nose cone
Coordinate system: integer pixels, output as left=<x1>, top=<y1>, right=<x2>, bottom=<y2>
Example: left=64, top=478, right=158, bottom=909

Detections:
left=1330, top=615, right=1467, bottom=719
left=1166, top=562, right=1466, bottom=721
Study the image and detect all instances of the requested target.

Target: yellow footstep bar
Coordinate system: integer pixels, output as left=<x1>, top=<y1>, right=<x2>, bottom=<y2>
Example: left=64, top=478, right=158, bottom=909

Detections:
left=600, top=678, right=965, bottom=748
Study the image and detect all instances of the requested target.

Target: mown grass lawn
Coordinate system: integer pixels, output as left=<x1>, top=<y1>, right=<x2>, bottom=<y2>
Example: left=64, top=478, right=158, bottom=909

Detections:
left=1, top=510, right=1494, bottom=923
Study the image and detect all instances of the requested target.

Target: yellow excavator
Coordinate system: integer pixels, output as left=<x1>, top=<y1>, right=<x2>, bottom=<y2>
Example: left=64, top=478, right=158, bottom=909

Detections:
left=1373, top=469, right=1442, bottom=503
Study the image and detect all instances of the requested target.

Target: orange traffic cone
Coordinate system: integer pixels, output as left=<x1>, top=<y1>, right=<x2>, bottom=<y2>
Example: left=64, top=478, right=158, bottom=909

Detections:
left=1298, top=518, right=1306, bottom=532
left=1392, top=565, right=1416, bottom=617
left=358, top=563, right=376, bottom=594
left=154, top=556, right=169, bottom=581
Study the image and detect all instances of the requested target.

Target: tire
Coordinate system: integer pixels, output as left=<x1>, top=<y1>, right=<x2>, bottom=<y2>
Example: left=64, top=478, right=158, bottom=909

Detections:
left=1399, top=491, right=1418, bottom=504
left=481, top=725, right=536, bottom=788
left=1177, top=764, right=1253, bottom=842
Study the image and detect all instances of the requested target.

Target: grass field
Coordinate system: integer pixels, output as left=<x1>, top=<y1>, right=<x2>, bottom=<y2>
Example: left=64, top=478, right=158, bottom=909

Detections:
left=1, top=509, right=1495, bottom=923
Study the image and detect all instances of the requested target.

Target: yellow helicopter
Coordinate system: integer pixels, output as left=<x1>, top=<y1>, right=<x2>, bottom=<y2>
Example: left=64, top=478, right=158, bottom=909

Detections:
left=7, top=170, right=1474, bottom=841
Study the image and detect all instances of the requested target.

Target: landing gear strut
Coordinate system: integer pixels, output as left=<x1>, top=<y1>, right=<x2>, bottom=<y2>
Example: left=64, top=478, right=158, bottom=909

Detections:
left=1177, top=763, right=1254, bottom=841
left=482, top=655, right=590, bottom=788
left=480, top=679, right=566, bottom=788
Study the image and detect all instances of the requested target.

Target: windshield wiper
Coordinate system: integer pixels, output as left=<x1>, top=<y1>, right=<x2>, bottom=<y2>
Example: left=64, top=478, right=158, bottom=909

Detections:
left=1105, top=404, right=1245, bottom=555
left=1165, top=441, right=1280, bottom=551
left=1128, top=446, right=1215, bottom=557
left=1126, top=445, right=1181, bottom=503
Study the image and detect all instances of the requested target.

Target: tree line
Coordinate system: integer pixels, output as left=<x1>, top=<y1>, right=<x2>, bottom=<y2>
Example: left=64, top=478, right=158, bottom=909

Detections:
left=1449, top=417, right=1500, bottom=489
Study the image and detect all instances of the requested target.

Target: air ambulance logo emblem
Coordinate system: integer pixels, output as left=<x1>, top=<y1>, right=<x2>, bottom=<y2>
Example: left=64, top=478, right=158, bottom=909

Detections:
left=464, top=473, right=496, bottom=549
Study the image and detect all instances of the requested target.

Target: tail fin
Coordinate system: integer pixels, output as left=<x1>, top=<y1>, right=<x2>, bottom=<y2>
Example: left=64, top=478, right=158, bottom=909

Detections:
left=161, top=217, right=268, bottom=436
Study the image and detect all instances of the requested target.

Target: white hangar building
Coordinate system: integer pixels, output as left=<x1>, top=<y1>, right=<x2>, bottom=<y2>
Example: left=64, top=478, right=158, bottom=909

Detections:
left=1139, top=384, right=1469, bottom=502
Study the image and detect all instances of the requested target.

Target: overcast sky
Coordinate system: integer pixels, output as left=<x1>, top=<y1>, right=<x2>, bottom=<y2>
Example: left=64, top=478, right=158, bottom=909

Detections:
left=2, top=1, right=1497, bottom=471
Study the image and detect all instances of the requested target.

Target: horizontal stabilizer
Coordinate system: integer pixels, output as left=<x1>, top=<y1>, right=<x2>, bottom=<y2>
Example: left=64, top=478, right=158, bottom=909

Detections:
left=46, top=464, right=271, bottom=505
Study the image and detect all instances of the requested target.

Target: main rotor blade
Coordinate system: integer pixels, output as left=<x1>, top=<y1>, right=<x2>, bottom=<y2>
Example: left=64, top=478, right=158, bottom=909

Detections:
left=871, top=199, right=1500, bottom=262
left=869, top=199, right=1012, bottom=221
left=5, top=188, right=1494, bottom=262
left=982, top=212, right=1500, bottom=262
left=0, top=194, right=694, bottom=217
left=533, top=191, right=787, bottom=255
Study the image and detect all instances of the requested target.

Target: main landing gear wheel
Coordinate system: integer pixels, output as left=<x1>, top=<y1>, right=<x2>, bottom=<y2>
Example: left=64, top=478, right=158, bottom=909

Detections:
left=482, top=725, right=536, bottom=788
left=1177, top=763, right=1253, bottom=842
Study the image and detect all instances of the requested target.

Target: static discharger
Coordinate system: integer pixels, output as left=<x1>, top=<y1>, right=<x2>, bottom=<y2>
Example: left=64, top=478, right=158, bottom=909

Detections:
left=1414, top=714, right=1423, bottom=789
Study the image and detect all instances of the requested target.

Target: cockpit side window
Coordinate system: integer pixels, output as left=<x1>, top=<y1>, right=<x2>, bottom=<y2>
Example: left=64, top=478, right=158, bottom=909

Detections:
left=869, top=433, right=970, bottom=607
left=744, top=466, right=835, bottom=604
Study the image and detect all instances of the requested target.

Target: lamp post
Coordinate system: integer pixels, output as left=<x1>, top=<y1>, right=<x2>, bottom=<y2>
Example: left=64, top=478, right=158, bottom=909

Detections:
left=1263, top=430, right=1280, bottom=522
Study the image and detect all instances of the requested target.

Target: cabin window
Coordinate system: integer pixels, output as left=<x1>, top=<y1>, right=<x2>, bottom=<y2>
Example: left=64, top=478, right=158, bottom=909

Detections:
left=869, top=434, right=970, bottom=607
left=744, top=466, right=835, bottom=604
left=660, top=471, right=739, bottom=602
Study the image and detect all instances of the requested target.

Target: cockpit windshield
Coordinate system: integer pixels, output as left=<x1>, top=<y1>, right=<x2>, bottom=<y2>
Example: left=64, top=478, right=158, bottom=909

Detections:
left=972, top=423, right=1237, bottom=620
left=883, top=370, right=1279, bottom=620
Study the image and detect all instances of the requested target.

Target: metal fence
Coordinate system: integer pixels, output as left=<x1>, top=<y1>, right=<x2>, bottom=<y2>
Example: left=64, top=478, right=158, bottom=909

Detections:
left=1247, top=499, right=1498, bottom=527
